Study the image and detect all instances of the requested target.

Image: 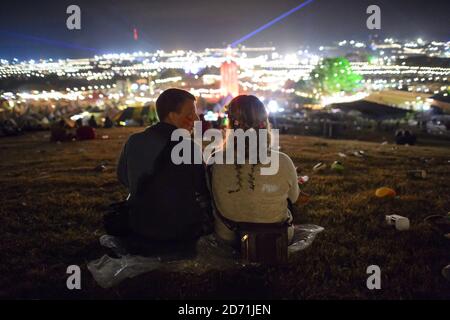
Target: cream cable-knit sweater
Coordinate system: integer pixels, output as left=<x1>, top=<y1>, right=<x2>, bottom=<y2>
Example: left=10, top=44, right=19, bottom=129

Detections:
left=211, top=151, right=299, bottom=242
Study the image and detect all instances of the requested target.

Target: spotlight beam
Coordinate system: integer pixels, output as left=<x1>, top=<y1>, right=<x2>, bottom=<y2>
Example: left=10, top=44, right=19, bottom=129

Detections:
left=230, top=0, right=316, bottom=47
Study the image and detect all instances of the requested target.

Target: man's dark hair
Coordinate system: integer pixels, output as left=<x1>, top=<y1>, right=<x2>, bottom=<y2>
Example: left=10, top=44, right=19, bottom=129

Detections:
left=156, top=88, right=196, bottom=121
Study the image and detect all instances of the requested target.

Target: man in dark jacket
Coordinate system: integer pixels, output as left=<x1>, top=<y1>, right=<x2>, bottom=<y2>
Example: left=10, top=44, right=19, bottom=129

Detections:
left=112, top=88, right=212, bottom=254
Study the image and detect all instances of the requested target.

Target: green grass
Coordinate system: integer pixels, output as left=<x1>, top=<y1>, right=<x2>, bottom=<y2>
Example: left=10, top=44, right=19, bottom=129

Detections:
left=0, top=128, right=449, bottom=299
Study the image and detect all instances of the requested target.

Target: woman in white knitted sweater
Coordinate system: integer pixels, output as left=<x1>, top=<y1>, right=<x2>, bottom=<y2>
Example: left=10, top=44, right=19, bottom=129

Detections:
left=209, top=95, right=299, bottom=244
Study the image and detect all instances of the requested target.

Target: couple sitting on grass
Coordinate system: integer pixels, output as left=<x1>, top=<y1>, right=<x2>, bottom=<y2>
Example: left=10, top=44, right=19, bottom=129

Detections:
left=106, top=88, right=299, bottom=258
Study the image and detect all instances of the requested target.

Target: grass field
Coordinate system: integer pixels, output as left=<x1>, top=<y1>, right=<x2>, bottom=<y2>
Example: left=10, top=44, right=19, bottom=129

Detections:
left=0, top=127, right=449, bottom=299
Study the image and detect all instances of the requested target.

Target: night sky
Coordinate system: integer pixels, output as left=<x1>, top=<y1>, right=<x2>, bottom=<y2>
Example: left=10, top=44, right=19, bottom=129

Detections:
left=0, top=0, right=449, bottom=59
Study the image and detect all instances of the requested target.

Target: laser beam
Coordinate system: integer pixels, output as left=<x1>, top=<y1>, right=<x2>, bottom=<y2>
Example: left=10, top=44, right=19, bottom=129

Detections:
left=230, top=0, right=315, bottom=47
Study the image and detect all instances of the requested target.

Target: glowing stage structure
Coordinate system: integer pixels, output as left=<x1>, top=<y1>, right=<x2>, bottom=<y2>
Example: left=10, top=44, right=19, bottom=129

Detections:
left=220, top=59, right=239, bottom=98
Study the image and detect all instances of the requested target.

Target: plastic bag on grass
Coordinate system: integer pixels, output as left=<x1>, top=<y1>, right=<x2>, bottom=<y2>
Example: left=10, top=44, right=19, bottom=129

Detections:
left=289, top=224, right=325, bottom=254
left=87, top=254, right=162, bottom=288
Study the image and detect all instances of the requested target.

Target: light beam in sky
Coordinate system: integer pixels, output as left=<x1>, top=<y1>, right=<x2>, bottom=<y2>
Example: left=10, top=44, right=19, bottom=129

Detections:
left=230, top=0, right=316, bottom=47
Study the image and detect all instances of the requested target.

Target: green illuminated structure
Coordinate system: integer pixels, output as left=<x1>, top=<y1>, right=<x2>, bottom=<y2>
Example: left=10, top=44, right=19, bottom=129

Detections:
left=310, top=57, right=362, bottom=96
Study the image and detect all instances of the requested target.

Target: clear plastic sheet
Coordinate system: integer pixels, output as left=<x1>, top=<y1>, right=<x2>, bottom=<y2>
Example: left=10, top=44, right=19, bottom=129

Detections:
left=288, top=224, right=325, bottom=253
left=87, top=224, right=324, bottom=288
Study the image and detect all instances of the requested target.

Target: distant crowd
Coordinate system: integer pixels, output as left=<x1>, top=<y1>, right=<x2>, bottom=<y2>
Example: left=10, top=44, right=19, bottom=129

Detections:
left=0, top=102, right=120, bottom=139
left=49, top=115, right=115, bottom=142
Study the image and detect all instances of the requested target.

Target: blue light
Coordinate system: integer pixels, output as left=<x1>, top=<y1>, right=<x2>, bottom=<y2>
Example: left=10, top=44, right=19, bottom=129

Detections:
left=0, top=30, right=100, bottom=53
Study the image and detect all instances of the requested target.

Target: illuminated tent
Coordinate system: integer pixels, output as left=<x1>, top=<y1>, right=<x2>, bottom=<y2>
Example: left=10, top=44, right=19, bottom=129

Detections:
left=63, top=118, right=76, bottom=128
left=112, top=105, right=158, bottom=125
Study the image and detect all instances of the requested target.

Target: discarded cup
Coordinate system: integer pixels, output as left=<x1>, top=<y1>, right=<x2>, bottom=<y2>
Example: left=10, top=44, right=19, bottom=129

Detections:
left=375, top=187, right=396, bottom=198
left=313, top=162, right=327, bottom=172
left=298, top=175, right=309, bottom=185
left=407, top=170, right=427, bottom=179
left=353, top=150, right=365, bottom=157
left=386, top=215, right=410, bottom=231
left=331, top=161, right=345, bottom=173
left=337, top=152, right=347, bottom=158
left=102, top=135, right=109, bottom=139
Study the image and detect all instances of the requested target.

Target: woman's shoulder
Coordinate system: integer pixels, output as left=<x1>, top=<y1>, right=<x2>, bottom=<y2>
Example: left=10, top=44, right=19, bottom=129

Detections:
left=270, top=150, right=297, bottom=177
left=272, top=150, right=295, bottom=165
